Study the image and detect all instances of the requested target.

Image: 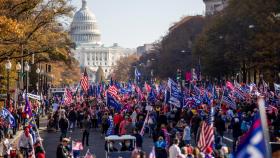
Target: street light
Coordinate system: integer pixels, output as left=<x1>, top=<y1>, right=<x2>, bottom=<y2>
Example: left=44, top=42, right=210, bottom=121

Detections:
left=24, top=61, right=30, bottom=93
left=5, top=59, right=12, bottom=107
left=36, top=67, right=40, bottom=95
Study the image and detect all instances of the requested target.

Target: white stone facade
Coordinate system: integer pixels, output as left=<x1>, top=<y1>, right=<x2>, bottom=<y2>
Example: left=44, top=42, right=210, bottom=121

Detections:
left=203, top=0, right=228, bottom=15
left=70, top=0, right=135, bottom=81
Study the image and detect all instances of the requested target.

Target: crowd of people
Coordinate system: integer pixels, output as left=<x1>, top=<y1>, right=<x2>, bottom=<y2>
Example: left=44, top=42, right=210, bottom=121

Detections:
left=0, top=93, right=45, bottom=158
left=40, top=80, right=280, bottom=158
left=3, top=80, right=279, bottom=158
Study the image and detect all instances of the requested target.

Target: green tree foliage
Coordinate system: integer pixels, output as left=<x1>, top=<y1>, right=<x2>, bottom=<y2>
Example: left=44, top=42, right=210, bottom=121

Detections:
left=157, top=16, right=205, bottom=79
left=193, top=0, right=280, bottom=82
left=112, top=54, right=138, bottom=81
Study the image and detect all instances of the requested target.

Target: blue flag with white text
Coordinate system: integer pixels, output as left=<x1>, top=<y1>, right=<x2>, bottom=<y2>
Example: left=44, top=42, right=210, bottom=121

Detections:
left=235, top=113, right=268, bottom=158
left=106, top=92, right=122, bottom=112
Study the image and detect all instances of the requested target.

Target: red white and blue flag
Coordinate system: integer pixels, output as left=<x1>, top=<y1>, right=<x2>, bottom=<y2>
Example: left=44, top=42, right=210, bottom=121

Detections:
left=235, top=113, right=268, bottom=158
left=197, top=106, right=214, bottom=152
left=107, top=85, right=120, bottom=100
left=63, top=88, right=73, bottom=105
left=80, top=68, right=89, bottom=93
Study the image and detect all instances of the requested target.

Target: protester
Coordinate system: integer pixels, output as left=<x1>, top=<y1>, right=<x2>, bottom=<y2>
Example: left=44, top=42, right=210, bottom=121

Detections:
left=18, top=127, right=34, bottom=158
left=56, top=138, right=71, bottom=158
left=58, top=114, right=69, bottom=141
left=154, top=136, right=167, bottom=158
left=169, top=138, right=182, bottom=158
left=34, top=137, right=45, bottom=158
left=82, top=115, right=91, bottom=146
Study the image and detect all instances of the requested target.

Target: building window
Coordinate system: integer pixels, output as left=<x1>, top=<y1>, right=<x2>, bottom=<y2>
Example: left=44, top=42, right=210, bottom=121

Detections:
left=105, top=62, right=107, bottom=65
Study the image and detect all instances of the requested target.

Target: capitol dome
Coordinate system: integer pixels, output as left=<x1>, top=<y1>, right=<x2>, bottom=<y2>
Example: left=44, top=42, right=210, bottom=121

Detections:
left=70, top=0, right=101, bottom=45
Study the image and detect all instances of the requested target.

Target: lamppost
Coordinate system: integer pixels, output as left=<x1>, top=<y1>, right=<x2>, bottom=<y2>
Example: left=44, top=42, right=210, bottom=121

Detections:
left=16, top=62, right=21, bottom=89
left=50, top=74, right=54, bottom=88
left=24, top=61, right=30, bottom=93
left=40, top=69, right=44, bottom=95
left=36, top=67, right=40, bottom=95
left=5, top=59, right=12, bottom=107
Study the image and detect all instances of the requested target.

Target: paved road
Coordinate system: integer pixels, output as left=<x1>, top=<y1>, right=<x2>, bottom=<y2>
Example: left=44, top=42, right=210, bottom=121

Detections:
left=39, top=117, right=234, bottom=158
left=39, top=118, right=154, bottom=158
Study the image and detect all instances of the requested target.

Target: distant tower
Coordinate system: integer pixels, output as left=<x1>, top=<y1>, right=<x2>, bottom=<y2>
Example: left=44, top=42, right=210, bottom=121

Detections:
left=203, top=0, right=228, bottom=15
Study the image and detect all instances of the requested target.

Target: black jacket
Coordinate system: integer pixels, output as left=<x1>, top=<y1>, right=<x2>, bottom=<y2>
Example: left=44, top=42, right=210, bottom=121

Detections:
left=59, top=118, right=69, bottom=130
left=68, top=110, right=77, bottom=122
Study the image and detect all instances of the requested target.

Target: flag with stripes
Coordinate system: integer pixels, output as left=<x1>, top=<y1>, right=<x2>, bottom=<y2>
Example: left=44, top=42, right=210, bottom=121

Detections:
left=222, top=95, right=237, bottom=109
left=64, top=88, right=73, bottom=105
left=84, top=149, right=94, bottom=158
left=107, top=85, right=120, bottom=100
left=140, top=111, right=149, bottom=136
left=197, top=106, right=214, bottom=152
left=80, top=68, right=89, bottom=93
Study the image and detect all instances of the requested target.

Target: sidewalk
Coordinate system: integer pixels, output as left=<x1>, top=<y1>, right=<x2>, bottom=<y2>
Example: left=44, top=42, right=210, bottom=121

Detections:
left=0, top=115, right=48, bottom=157
left=0, top=130, right=23, bottom=157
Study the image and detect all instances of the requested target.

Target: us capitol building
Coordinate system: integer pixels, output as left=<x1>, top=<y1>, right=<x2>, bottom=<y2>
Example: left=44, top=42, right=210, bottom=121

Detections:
left=70, top=0, right=135, bottom=81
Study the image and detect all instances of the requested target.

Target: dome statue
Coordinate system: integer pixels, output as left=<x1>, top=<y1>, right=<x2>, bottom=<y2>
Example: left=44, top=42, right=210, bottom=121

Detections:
left=70, top=0, right=101, bottom=45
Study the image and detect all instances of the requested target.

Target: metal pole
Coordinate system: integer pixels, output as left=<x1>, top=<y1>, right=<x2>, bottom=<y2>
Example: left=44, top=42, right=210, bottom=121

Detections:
left=257, top=97, right=272, bottom=158
left=21, top=44, right=24, bottom=90
left=27, top=71, right=29, bottom=93
left=6, top=70, right=10, bottom=108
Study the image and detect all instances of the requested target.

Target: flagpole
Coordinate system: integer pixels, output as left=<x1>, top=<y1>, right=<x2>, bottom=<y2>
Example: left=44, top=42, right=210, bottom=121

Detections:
left=218, top=86, right=225, bottom=108
left=257, top=96, right=272, bottom=158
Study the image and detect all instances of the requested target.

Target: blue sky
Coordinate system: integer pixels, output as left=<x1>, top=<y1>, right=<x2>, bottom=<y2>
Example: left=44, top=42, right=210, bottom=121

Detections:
left=70, top=0, right=205, bottom=48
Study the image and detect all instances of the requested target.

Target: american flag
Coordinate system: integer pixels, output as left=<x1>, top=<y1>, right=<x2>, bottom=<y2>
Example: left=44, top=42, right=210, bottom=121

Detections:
left=81, top=68, right=89, bottom=93
left=140, top=111, right=150, bottom=136
left=72, top=140, right=83, bottom=151
left=84, top=149, right=94, bottom=158
left=107, top=85, right=120, bottom=100
left=197, top=106, right=214, bottom=152
left=64, top=88, right=73, bottom=105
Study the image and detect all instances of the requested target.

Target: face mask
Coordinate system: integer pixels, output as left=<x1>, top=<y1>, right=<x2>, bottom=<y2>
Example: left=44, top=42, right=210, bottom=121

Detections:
left=125, top=143, right=130, bottom=147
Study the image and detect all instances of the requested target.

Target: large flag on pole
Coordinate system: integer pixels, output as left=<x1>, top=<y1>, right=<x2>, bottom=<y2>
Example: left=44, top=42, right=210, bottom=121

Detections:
left=235, top=97, right=271, bottom=158
left=81, top=68, right=89, bottom=93
left=0, top=108, right=15, bottom=127
left=197, top=106, right=214, bottom=152
left=63, top=88, right=73, bottom=105
left=235, top=113, right=268, bottom=158
left=106, top=92, right=122, bottom=112
left=107, top=85, right=120, bottom=100
left=168, top=78, right=183, bottom=108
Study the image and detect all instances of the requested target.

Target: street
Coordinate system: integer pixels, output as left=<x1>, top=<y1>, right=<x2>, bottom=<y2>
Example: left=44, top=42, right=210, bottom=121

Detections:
left=39, top=118, right=154, bottom=158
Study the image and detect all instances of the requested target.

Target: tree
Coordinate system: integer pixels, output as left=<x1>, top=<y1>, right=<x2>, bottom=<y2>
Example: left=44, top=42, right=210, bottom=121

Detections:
left=0, top=0, right=78, bottom=92
left=193, top=0, right=280, bottom=83
left=112, top=54, right=138, bottom=81
left=0, top=0, right=74, bottom=62
left=96, top=66, right=105, bottom=83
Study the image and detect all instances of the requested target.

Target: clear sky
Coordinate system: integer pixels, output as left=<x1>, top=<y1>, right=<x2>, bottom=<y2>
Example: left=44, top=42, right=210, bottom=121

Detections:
left=70, top=0, right=205, bottom=48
